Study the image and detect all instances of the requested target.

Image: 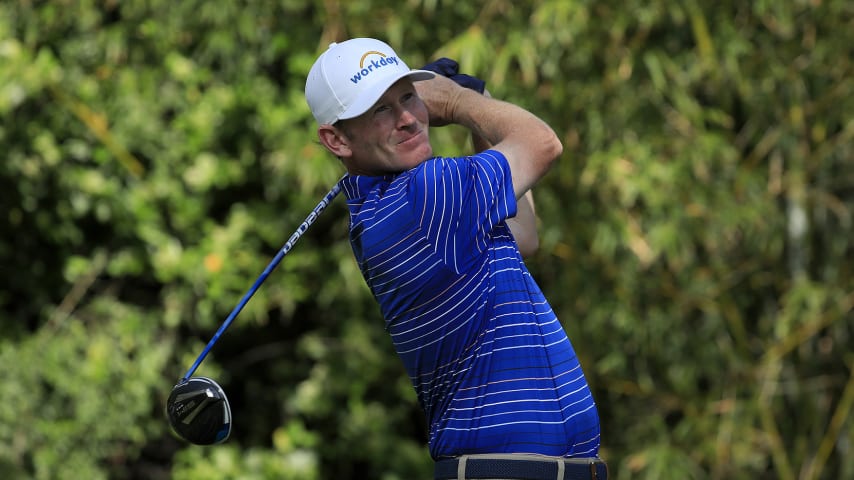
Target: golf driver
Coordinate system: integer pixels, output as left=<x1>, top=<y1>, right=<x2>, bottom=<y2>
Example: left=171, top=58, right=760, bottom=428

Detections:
left=166, top=377, right=232, bottom=445
left=166, top=178, right=343, bottom=445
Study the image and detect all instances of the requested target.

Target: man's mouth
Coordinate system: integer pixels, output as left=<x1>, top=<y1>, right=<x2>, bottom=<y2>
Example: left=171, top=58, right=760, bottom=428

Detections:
left=397, top=129, right=424, bottom=146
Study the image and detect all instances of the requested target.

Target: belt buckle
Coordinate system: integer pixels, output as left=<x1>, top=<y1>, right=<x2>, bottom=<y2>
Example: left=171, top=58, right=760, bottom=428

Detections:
left=589, top=459, right=608, bottom=480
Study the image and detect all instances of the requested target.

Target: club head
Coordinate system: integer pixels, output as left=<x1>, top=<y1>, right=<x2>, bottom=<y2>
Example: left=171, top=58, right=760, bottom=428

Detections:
left=166, top=376, right=232, bottom=445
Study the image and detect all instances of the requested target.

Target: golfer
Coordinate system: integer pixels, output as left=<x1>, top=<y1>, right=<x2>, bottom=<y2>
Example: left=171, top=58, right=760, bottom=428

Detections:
left=306, top=38, right=607, bottom=480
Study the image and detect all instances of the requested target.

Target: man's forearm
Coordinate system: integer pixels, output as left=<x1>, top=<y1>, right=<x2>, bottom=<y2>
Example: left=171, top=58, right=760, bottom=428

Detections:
left=507, top=190, right=539, bottom=258
left=416, top=76, right=562, bottom=198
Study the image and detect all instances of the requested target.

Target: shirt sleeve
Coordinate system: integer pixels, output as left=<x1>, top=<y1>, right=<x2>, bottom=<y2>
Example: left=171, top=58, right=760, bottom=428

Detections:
left=406, top=150, right=517, bottom=273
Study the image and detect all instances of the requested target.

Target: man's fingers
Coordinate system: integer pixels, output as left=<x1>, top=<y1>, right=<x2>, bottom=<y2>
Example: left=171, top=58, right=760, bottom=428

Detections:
left=415, top=75, right=466, bottom=126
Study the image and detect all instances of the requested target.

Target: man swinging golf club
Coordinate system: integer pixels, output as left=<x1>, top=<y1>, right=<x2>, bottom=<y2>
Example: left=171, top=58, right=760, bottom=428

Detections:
left=306, top=38, right=607, bottom=480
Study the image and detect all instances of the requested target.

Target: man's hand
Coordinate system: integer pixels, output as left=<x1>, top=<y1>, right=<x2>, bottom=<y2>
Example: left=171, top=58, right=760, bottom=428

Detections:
left=420, top=58, right=486, bottom=93
left=414, top=74, right=469, bottom=127
left=417, top=58, right=488, bottom=127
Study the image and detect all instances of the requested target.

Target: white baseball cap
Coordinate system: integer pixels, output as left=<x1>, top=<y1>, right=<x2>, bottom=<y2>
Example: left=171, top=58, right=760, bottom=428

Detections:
left=305, top=38, right=435, bottom=125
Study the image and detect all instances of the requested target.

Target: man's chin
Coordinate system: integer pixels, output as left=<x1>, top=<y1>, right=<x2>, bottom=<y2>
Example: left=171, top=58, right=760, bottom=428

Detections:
left=398, top=142, right=432, bottom=165
left=412, top=148, right=434, bottom=167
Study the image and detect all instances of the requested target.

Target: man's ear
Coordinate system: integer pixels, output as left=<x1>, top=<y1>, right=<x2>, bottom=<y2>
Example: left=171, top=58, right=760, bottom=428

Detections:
left=318, top=125, right=352, bottom=158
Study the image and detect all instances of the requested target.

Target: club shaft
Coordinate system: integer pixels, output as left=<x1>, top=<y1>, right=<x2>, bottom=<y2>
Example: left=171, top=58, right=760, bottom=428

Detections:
left=181, top=179, right=344, bottom=382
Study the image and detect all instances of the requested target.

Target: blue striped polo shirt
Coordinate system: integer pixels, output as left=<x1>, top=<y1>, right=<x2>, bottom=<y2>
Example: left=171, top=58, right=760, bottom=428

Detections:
left=341, top=150, right=600, bottom=459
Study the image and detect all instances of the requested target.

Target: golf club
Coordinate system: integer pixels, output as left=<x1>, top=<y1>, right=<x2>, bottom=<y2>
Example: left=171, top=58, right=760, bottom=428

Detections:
left=166, top=377, right=232, bottom=445
left=166, top=178, right=343, bottom=445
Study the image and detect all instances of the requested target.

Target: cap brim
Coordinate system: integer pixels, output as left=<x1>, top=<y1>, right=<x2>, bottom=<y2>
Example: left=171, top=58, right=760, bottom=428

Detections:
left=336, top=69, right=435, bottom=123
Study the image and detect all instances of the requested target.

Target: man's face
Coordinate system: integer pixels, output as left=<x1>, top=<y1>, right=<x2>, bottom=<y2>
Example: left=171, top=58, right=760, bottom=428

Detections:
left=333, top=78, right=432, bottom=175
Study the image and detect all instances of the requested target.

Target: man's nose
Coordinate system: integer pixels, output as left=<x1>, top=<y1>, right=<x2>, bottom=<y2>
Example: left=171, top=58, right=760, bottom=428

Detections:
left=396, top=107, right=417, bottom=127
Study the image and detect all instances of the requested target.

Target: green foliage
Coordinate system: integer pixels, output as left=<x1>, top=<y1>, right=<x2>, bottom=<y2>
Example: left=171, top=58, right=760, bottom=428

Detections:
left=1, top=0, right=851, bottom=479
left=0, top=297, right=170, bottom=479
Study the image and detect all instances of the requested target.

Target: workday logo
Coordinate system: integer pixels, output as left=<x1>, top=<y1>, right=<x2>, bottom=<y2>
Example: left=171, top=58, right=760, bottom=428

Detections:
left=349, top=50, right=401, bottom=84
